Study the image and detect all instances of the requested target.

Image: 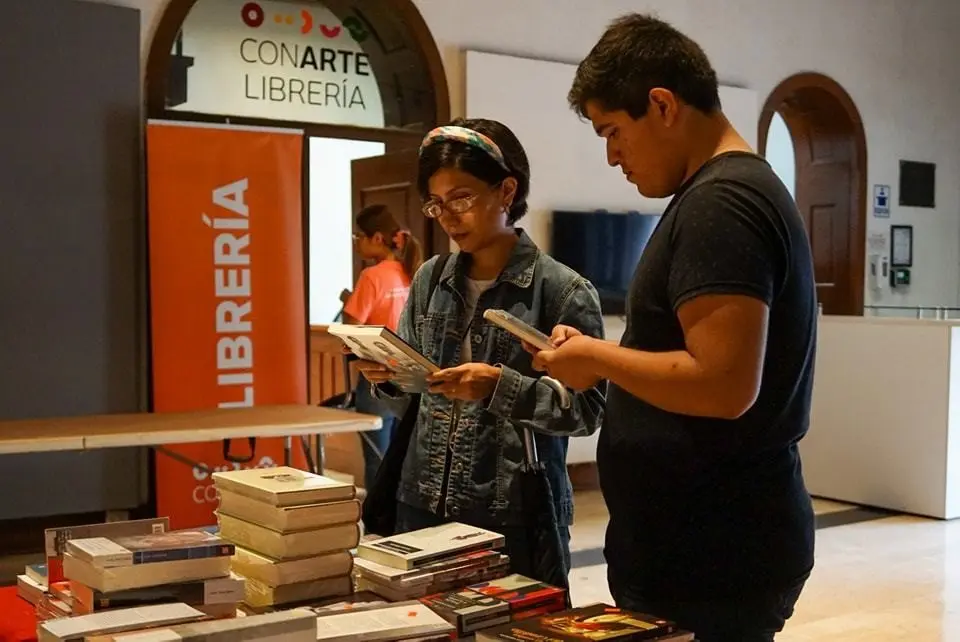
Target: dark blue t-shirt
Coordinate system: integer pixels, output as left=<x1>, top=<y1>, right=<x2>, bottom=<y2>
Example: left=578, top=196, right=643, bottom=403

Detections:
left=598, top=151, right=817, bottom=600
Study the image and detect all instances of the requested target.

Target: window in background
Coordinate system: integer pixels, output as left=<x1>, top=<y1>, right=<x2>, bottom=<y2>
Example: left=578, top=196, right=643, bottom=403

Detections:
left=765, top=111, right=796, bottom=199
left=308, top=137, right=386, bottom=325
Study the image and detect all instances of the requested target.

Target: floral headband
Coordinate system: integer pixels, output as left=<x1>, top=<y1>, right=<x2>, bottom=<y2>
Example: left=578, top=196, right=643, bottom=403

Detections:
left=419, top=125, right=510, bottom=172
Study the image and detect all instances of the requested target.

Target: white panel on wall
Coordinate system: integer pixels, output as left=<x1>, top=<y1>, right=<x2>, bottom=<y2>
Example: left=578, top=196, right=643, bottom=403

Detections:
left=308, top=137, right=385, bottom=325
left=464, top=50, right=757, bottom=252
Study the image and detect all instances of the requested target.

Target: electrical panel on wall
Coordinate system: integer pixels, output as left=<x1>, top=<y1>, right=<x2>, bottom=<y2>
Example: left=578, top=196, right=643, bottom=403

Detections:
left=899, top=160, right=936, bottom=208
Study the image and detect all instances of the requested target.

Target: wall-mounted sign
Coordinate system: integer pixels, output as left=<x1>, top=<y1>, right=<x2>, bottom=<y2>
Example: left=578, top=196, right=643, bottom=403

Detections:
left=873, top=184, right=891, bottom=218
left=169, top=0, right=385, bottom=128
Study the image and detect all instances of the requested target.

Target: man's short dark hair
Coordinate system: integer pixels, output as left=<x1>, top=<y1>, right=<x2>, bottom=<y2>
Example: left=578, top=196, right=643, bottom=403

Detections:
left=568, top=13, right=721, bottom=119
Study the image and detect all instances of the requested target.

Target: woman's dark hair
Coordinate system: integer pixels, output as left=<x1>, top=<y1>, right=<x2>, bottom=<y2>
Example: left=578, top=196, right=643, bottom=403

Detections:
left=417, top=118, right=531, bottom=225
left=356, top=204, right=423, bottom=280
left=568, top=13, right=721, bottom=119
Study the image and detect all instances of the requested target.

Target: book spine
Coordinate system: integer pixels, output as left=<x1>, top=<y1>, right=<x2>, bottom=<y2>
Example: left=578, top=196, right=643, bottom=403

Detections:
left=91, top=584, right=214, bottom=610
left=131, top=543, right=236, bottom=565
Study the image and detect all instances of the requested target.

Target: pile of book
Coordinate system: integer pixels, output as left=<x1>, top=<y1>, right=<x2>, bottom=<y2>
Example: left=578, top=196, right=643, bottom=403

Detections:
left=18, top=516, right=242, bottom=621
left=16, top=562, right=48, bottom=609
left=419, top=573, right=568, bottom=637
left=211, top=465, right=360, bottom=610
left=353, top=522, right=510, bottom=601
left=59, top=527, right=242, bottom=619
left=19, top=518, right=175, bottom=618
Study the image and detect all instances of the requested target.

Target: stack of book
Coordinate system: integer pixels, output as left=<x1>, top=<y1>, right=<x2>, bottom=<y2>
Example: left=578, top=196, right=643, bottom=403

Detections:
left=17, top=517, right=181, bottom=621
left=419, top=574, right=568, bottom=637
left=59, top=529, right=243, bottom=619
left=353, top=522, right=510, bottom=601
left=16, top=561, right=48, bottom=607
left=211, top=465, right=360, bottom=610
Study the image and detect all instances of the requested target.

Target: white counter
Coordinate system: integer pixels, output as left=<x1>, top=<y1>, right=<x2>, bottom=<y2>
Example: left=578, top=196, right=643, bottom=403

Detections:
left=803, top=315, right=960, bottom=519
left=569, top=315, right=960, bottom=520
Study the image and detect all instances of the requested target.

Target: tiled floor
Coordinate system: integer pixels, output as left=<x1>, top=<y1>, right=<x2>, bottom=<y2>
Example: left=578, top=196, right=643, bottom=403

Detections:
left=566, top=490, right=960, bottom=640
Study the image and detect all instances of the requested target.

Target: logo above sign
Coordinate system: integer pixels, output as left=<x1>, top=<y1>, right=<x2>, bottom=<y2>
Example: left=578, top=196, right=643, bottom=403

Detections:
left=238, top=2, right=368, bottom=42
left=168, top=0, right=385, bottom=129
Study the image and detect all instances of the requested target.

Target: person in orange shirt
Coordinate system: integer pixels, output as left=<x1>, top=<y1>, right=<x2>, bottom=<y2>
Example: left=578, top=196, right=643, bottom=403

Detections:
left=342, top=204, right=423, bottom=488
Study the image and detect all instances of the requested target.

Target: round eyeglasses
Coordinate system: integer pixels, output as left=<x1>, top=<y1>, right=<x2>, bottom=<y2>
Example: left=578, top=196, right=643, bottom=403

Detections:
left=421, top=193, right=480, bottom=219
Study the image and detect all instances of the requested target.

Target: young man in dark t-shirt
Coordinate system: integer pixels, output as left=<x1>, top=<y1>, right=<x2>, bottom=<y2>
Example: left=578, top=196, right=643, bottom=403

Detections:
left=529, top=13, right=817, bottom=642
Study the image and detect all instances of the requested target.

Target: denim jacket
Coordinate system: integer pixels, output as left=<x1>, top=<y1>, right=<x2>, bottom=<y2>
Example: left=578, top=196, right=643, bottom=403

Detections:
left=374, top=230, right=606, bottom=528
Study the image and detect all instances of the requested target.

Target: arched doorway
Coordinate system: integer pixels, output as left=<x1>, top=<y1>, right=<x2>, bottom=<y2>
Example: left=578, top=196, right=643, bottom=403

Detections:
left=759, top=72, right=867, bottom=316
left=143, top=0, right=451, bottom=484
left=144, top=0, right=452, bottom=288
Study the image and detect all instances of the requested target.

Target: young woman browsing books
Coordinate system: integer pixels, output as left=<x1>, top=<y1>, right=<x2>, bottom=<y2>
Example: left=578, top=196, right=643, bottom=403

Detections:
left=349, top=118, right=606, bottom=578
left=341, top=205, right=424, bottom=489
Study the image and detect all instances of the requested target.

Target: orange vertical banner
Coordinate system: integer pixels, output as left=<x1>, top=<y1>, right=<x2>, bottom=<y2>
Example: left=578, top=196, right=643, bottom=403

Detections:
left=146, top=121, right=307, bottom=530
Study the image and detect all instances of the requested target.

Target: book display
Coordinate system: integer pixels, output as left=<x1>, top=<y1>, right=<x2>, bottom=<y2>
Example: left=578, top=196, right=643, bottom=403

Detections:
left=7, top=466, right=691, bottom=641
left=211, top=467, right=360, bottom=610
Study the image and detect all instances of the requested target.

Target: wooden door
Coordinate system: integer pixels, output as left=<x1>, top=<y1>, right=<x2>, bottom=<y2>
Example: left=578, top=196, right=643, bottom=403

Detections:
left=351, top=149, right=447, bottom=281
left=760, top=75, right=867, bottom=317
left=794, top=150, right=853, bottom=315
left=783, top=95, right=858, bottom=315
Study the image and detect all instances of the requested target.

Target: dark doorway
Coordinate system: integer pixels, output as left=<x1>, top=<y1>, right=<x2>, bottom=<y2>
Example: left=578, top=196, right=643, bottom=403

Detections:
left=759, top=73, right=867, bottom=316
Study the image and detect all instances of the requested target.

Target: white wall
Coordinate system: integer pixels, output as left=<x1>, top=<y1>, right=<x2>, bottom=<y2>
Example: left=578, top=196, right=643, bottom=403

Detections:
left=93, top=0, right=960, bottom=310
left=308, top=137, right=385, bottom=325
left=464, top=50, right=757, bottom=252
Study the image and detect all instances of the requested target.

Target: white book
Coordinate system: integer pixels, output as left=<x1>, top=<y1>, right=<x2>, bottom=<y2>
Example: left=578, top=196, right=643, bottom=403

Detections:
left=212, top=466, right=355, bottom=507
left=356, top=522, right=505, bottom=570
left=112, top=609, right=317, bottom=642
left=314, top=601, right=454, bottom=642
left=65, top=537, right=133, bottom=568
left=327, top=324, right=437, bottom=392
left=37, top=603, right=205, bottom=641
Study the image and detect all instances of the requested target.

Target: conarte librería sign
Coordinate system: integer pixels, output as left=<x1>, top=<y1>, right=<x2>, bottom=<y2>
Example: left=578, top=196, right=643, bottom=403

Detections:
left=169, top=0, right=385, bottom=128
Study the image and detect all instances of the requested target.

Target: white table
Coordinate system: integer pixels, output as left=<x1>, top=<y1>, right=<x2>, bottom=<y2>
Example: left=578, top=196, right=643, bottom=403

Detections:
left=0, top=404, right=381, bottom=474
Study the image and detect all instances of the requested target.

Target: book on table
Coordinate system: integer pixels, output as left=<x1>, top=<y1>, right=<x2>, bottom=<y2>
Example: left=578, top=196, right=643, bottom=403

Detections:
left=68, top=574, right=244, bottom=617
left=419, top=587, right=512, bottom=636
left=356, top=522, right=505, bottom=570
left=43, top=518, right=169, bottom=585
left=61, top=552, right=233, bottom=595
left=36, top=602, right=207, bottom=642
left=80, top=608, right=318, bottom=642
left=475, top=603, right=693, bottom=642
left=313, top=600, right=455, bottom=642
left=216, top=487, right=360, bottom=532
left=211, top=465, right=360, bottom=610
left=211, top=466, right=355, bottom=507
left=230, top=546, right=354, bottom=587
left=65, top=530, right=234, bottom=568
